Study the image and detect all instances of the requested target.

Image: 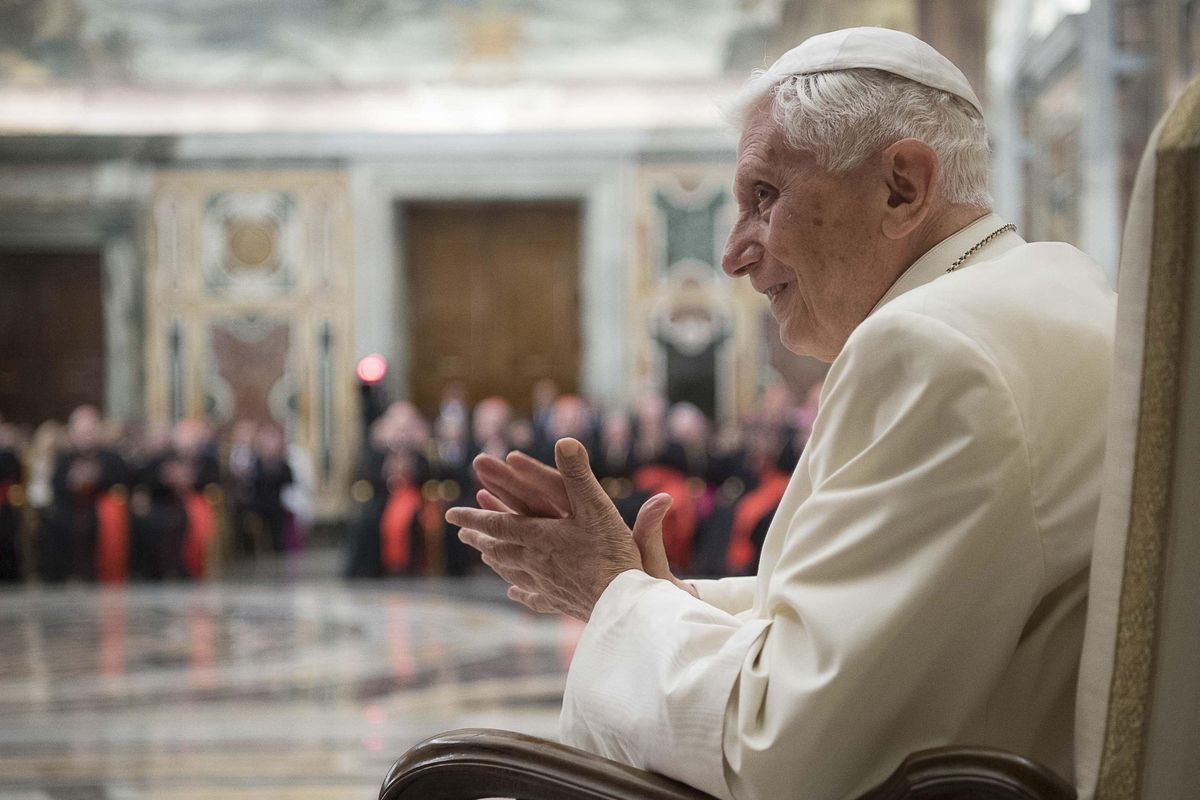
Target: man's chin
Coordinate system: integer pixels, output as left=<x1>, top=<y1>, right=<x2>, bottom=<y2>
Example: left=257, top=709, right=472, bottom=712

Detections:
left=780, top=327, right=836, bottom=363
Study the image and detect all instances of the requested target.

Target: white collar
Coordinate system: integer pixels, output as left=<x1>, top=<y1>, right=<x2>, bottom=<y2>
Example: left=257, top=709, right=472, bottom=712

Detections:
left=868, top=212, right=1025, bottom=316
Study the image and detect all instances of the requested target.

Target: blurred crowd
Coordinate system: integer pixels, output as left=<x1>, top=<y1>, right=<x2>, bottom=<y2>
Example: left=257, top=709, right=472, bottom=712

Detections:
left=345, top=379, right=822, bottom=580
left=0, top=378, right=822, bottom=584
left=0, top=406, right=306, bottom=583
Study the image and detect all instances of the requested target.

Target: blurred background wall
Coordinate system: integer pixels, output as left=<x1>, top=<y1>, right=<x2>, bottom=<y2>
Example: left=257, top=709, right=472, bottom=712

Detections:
left=0, top=0, right=1195, bottom=521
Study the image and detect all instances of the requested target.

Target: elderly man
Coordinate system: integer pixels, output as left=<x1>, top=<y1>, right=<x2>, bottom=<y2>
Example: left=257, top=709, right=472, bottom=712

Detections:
left=447, top=28, right=1115, bottom=800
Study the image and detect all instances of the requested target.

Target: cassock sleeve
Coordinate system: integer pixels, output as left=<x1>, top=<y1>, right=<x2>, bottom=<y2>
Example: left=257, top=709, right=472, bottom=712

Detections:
left=560, top=309, right=1044, bottom=800
left=691, top=576, right=757, bottom=615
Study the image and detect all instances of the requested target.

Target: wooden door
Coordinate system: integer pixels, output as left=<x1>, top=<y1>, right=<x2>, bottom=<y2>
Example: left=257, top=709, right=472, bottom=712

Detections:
left=405, top=201, right=580, bottom=416
left=0, top=250, right=105, bottom=425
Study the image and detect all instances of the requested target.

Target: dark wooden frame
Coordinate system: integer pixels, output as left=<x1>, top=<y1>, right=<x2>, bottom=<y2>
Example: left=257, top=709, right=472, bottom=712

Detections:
left=380, top=729, right=1076, bottom=800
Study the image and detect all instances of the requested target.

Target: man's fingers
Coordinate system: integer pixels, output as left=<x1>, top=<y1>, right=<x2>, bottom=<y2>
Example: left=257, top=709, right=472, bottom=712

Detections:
left=631, top=493, right=674, bottom=580
left=446, top=506, right=524, bottom=539
left=480, top=552, right=537, bottom=591
left=507, top=585, right=556, bottom=615
left=457, top=528, right=525, bottom=562
left=476, top=489, right=513, bottom=513
left=456, top=527, right=500, bottom=554
left=553, top=438, right=614, bottom=520
left=474, top=453, right=564, bottom=518
left=506, top=451, right=571, bottom=516
left=473, top=454, right=540, bottom=516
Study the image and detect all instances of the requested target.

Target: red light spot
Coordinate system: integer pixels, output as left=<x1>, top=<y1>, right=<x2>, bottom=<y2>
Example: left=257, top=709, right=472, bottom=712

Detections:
left=357, top=354, right=387, bottom=384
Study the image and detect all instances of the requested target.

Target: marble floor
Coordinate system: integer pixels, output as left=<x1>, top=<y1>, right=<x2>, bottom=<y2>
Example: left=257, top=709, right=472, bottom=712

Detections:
left=0, top=555, right=581, bottom=799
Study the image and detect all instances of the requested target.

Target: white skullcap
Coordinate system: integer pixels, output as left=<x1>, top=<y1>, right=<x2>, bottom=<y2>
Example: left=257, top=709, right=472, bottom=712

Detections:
left=743, top=27, right=983, bottom=116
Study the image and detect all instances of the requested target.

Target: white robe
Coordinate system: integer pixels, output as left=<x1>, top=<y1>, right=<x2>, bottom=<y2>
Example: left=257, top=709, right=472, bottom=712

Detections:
left=560, top=214, right=1116, bottom=800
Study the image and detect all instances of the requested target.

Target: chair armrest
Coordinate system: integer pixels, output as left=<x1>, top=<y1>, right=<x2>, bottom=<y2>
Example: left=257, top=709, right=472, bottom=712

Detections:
left=855, top=746, right=1077, bottom=800
left=378, top=728, right=719, bottom=800
left=380, top=730, right=1075, bottom=800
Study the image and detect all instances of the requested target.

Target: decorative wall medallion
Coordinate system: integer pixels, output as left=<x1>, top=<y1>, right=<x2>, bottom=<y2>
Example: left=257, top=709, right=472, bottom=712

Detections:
left=202, top=192, right=299, bottom=299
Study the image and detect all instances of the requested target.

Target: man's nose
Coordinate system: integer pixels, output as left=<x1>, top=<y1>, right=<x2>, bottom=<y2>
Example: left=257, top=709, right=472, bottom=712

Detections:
left=721, top=231, right=762, bottom=278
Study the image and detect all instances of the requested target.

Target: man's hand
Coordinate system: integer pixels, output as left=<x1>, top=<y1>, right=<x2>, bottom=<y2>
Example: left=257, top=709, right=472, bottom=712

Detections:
left=448, top=438, right=674, bottom=620
left=468, top=441, right=699, bottom=606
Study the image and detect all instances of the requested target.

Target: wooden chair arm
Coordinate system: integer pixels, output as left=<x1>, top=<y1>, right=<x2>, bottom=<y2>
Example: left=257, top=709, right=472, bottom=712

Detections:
left=855, top=746, right=1076, bottom=800
left=379, top=728, right=1076, bottom=800
left=378, top=728, right=717, bottom=800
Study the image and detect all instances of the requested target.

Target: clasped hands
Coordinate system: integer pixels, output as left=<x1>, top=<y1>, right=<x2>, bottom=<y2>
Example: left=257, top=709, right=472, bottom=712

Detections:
left=445, top=438, right=697, bottom=621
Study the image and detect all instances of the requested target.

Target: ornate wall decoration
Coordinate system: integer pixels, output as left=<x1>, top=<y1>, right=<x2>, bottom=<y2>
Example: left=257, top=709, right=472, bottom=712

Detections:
left=633, top=166, right=829, bottom=416
left=633, top=167, right=763, bottom=419
left=207, top=316, right=292, bottom=424
left=202, top=191, right=299, bottom=299
left=649, top=260, right=734, bottom=420
left=148, top=171, right=355, bottom=517
left=652, top=183, right=730, bottom=275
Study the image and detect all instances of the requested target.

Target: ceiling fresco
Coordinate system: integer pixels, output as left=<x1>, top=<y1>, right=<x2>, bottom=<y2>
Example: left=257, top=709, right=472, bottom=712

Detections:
left=0, top=0, right=781, bottom=87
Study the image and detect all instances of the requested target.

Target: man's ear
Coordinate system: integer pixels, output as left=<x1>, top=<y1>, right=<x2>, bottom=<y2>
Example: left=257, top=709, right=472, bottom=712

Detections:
left=880, top=138, right=938, bottom=240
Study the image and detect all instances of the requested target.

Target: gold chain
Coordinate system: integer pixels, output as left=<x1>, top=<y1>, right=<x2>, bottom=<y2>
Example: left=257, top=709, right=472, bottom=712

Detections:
left=945, top=223, right=1017, bottom=273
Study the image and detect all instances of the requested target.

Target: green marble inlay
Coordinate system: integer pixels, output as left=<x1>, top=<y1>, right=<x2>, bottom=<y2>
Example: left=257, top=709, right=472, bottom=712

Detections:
left=654, top=189, right=728, bottom=274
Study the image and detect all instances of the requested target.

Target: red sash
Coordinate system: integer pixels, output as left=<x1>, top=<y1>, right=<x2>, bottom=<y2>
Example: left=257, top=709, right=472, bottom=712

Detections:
left=183, top=492, right=215, bottom=579
left=95, top=490, right=130, bottom=583
left=727, top=468, right=790, bottom=573
left=419, top=499, right=444, bottom=574
left=381, top=484, right=422, bottom=573
left=633, top=464, right=696, bottom=570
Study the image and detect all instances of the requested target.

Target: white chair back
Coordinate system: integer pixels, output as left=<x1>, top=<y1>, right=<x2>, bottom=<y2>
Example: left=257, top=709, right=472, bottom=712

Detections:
left=1074, top=77, right=1200, bottom=799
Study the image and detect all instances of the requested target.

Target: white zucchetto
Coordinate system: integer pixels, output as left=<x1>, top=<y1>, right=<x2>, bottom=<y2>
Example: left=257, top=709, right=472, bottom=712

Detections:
left=743, top=27, right=983, bottom=116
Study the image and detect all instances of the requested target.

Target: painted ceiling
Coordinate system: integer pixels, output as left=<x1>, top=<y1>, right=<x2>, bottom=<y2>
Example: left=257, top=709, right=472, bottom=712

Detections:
left=0, top=0, right=782, bottom=87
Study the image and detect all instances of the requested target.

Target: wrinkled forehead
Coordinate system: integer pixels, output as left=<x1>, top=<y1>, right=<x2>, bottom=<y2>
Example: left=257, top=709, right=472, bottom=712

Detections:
left=734, top=100, right=815, bottom=177
left=736, top=97, right=779, bottom=151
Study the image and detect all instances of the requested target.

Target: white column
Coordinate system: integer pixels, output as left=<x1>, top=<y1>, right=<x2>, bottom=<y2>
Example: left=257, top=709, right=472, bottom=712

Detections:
left=579, top=162, right=635, bottom=409
left=349, top=163, right=403, bottom=399
left=988, top=0, right=1035, bottom=224
left=103, top=229, right=144, bottom=420
left=1079, top=0, right=1122, bottom=284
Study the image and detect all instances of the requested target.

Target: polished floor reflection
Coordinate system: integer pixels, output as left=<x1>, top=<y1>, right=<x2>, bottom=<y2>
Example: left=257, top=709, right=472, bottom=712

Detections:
left=0, top=560, right=579, bottom=799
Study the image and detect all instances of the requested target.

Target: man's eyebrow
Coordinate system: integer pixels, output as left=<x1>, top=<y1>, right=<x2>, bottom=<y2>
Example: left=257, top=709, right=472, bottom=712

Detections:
left=734, top=161, right=773, bottom=187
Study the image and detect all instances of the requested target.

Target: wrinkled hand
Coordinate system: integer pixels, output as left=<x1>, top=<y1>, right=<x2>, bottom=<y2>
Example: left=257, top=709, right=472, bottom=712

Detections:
left=470, top=444, right=698, bottom=604
left=448, top=439, right=664, bottom=620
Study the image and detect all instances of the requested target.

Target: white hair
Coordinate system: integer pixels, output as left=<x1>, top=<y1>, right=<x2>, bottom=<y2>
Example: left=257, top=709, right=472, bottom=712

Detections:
left=732, top=68, right=992, bottom=208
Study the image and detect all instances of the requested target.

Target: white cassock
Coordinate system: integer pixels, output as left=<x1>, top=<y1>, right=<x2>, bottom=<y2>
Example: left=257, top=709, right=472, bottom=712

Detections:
left=560, top=213, right=1116, bottom=800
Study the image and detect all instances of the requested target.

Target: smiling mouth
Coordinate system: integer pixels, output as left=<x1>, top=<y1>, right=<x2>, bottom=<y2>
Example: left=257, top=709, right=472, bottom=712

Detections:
left=764, top=283, right=788, bottom=300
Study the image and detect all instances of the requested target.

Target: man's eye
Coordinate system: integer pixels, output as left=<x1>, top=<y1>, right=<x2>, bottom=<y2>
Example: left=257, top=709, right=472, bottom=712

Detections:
left=754, top=186, right=772, bottom=206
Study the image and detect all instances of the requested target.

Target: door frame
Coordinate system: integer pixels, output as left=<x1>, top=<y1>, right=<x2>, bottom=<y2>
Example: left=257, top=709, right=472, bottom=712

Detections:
left=0, top=206, right=144, bottom=421
left=351, top=148, right=632, bottom=410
